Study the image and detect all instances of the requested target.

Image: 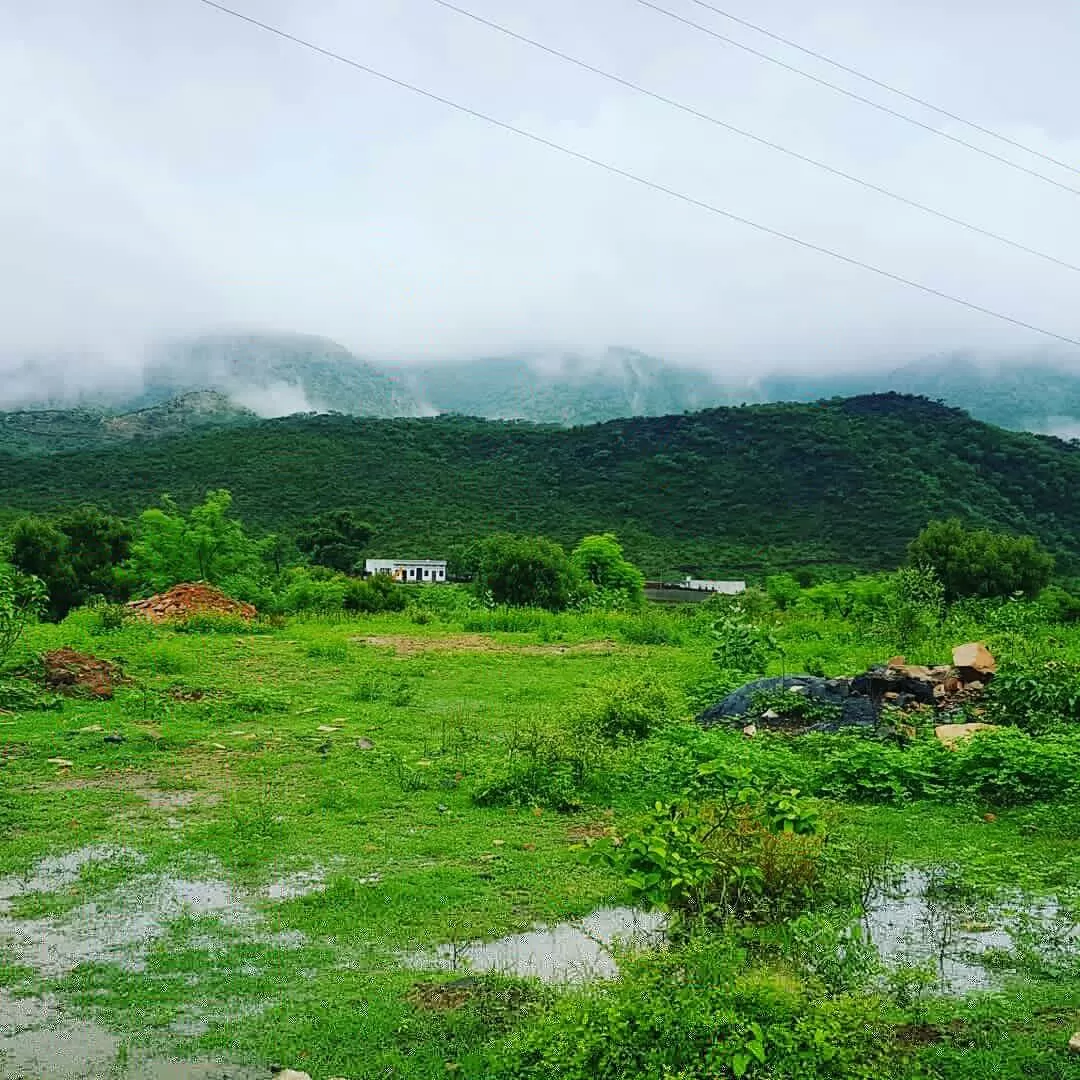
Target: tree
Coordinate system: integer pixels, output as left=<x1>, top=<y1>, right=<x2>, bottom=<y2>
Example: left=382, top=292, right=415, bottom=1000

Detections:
left=0, top=562, right=47, bottom=663
left=908, top=518, right=1054, bottom=601
left=9, top=507, right=132, bottom=620
left=477, top=534, right=579, bottom=610
left=129, top=490, right=273, bottom=594
left=296, top=510, right=375, bottom=573
left=571, top=533, right=644, bottom=603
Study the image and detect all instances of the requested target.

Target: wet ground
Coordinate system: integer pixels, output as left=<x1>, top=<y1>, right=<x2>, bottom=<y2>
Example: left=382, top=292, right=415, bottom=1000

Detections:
left=2, top=846, right=1072, bottom=1077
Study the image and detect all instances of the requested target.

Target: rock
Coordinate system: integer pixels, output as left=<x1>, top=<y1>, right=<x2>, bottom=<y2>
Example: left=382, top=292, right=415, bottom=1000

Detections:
left=104, top=733, right=125, bottom=745
left=952, top=642, right=996, bottom=681
left=887, top=656, right=907, bottom=669
left=697, top=675, right=876, bottom=732
left=935, top=722, right=999, bottom=749
left=761, top=709, right=780, bottom=721
left=742, top=723, right=757, bottom=737
left=47, top=757, right=74, bottom=767
left=273, top=1071, right=313, bottom=1080
left=78, top=725, right=104, bottom=734
left=317, top=725, right=340, bottom=733
left=1069, top=1032, right=1080, bottom=1054
left=356, top=737, right=375, bottom=750
left=983, top=813, right=997, bottom=823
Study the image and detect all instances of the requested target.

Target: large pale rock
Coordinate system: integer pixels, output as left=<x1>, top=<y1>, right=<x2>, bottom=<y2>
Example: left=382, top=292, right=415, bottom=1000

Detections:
left=935, top=722, right=999, bottom=749
left=274, top=1071, right=313, bottom=1080
left=1069, top=1032, right=1080, bottom=1054
left=952, top=642, right=997, bottom=679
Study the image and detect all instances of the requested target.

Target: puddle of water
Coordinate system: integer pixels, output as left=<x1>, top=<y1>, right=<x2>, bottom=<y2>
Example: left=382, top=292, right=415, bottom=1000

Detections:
left=0, top=990, right=262, bottom=1079
left=865, top=870, right=1065, bottom=993
left=407, top=906, right=667, bottom=983
left=0, top=847, right=143, bottom=908
left=0, top=848, right=326, bottom=977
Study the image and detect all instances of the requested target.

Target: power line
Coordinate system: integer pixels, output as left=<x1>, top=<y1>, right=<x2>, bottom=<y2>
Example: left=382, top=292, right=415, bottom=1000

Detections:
left=192, top=0, right=1080, bottom=349
left=631, top=0, right=1080, bottom=199
left=426, top=0, right=1080, bottom=276
left=682, top=0, right=1080, bottom=178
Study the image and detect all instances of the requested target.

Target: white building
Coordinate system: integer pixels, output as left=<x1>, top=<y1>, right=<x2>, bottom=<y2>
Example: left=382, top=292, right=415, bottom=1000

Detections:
left=684, top=577, right=746, bottom=594
left=364, top=558, right=447, bottom=583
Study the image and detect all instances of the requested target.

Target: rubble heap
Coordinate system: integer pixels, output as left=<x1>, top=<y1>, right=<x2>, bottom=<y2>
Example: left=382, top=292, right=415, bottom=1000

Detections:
left=42, top=648, right=129, bottom=700
left=127, top=583, right=257, bottom=623
left=698, top=642, right=997, bottom=736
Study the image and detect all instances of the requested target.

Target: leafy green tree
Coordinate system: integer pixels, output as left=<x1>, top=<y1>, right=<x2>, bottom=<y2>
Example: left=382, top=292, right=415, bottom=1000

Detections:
left=0, top=562, right=47, bottom=663
left=296, top=510, right=374, bottom=573
left=477, top=534, right=579, bottom=610
left=765, top=573, right=802, bottom=610
left=9, top=507, right=132, bottom=620
left=129, top=490, right=273, bottom=594
left=908, top=519, right=1054, bottom=601
left=571, top=533, right=644, bottom=603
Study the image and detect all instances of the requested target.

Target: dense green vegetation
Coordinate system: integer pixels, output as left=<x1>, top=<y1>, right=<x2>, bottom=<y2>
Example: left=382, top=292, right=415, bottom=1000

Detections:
left=3, top=573, right=1080, bottom=1078
left=4, top=394, right=1080, bottom=579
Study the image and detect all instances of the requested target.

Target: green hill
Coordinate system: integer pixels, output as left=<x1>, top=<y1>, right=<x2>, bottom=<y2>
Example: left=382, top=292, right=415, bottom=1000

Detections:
left=1, top=393, right=1077, bottom=578
left=0, top=391, right=258, bottom=456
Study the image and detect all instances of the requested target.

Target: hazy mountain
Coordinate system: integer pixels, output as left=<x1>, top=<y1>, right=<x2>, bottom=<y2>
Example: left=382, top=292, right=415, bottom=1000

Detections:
left=0, top=391, right=257, bottom=456
left=385, top=348, right=1080, bottom=435
left=387, top=348, right=726, bottom=425
left=134, top=333, right=420, bottom=418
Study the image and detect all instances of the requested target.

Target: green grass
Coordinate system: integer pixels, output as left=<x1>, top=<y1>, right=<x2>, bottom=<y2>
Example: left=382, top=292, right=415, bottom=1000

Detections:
left=2, top=598, right=1080, bottom=1078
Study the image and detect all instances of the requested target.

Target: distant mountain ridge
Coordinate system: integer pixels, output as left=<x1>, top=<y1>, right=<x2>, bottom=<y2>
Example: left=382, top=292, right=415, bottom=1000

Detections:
left=4, top=393, right=1080, bottom=578
left=4, top=332, right=1080, bottom=437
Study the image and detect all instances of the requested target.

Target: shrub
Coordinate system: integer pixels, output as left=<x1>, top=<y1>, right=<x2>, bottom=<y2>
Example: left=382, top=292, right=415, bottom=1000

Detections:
left=0, top=564, right=47, bottom=665
left=575, top=674, right=684, bottom=741
left=908, top=518, right=1054, bottom=601
left=473, top=727, right=608, bottom=811
left=277, top=566, right=348, bottom=613
left=591, top=784, right=826, bottom=924
left=946, top=727, right=1080, bottom=806
left=986, top=660, right=1080, bottom=732
left=343, top=574, right=407, bottom=614
left=476, top=534, right=579, bottom=611
left=486, top=938, right=895, bottom=1080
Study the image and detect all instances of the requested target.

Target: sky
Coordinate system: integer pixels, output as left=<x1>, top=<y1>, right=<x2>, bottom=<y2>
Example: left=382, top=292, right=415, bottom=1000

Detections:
left=3, top=0, right=1080, bottom=381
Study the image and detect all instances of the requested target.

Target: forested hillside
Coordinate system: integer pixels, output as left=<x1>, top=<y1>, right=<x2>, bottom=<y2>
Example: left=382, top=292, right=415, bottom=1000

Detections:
left=2, top=393, right=1077, bottom=577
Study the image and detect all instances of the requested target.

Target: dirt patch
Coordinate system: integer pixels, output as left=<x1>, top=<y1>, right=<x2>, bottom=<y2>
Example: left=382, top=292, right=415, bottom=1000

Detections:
left=894, top=1023, right=946, bottom=1048
left=407, top=978, right=478, bottom=1011
left=42, top=648, right=129, bottom=700
left=49, top=770, right=222, bottom=810
left=352, top=634, right=620, bottom=657
left=566, top=823, right=616, bottom=842
left=127, top=583, right=257, bottom=623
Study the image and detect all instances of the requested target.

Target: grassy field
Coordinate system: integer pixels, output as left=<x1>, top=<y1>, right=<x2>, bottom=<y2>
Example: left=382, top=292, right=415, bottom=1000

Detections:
left=3, top=593, right=1080, bottom=1078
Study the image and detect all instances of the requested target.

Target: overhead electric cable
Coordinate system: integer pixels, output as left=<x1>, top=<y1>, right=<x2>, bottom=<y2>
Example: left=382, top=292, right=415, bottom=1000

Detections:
left=681, top=0, right=1080, bottom=177
left=630, top=0, right=1080, bottom=199
left=192, top=0, right=1080, bottom=349
left=426, top=0, right=1080, bottom=275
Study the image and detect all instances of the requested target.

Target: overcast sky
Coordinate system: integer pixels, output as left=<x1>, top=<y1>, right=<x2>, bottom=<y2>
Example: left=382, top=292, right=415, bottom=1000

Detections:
left=3, top=0, right=1080, bottom=374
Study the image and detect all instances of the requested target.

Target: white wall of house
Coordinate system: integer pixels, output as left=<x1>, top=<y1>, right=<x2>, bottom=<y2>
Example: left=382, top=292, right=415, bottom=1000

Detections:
left=364, top=559, right=447, bottom=583
left=684, top=578, right=746, bottom=594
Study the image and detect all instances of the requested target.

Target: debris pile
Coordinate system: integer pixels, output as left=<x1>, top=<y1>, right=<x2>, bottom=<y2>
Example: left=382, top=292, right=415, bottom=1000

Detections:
left=42, top=648, right=129, bottom=700
left=698, top=642, right=997, bottom=737
left=126, top=583, right=257, bottom=623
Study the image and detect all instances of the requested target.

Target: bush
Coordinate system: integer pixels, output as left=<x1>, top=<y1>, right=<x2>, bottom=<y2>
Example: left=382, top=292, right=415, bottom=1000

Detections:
left=476, top=534, right=580, bottom=611
left=0, top=564, right=47, bottom=665
left=591, top=782, right=825, bottom=924
left=570, top=533, right=644, bottom=605
left=343, top=574, right=407, bottom=614
left=986, top=660, right=1080, bottom=732
left=947, top=727, right=1080, bottom=806
left=908, top=518, right=1054, bottom=601
left=277, top=566, right=348, bottom=613
left=473, top=727, right=608, bottom=811
left=486, top=938, right=895, bottom=1080
left=575, top=674, right=684, bottom=741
